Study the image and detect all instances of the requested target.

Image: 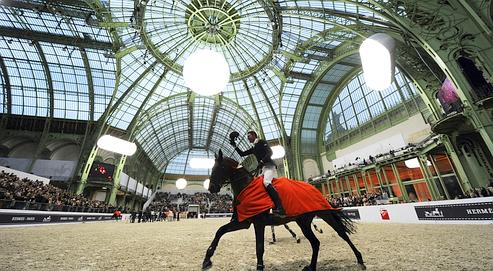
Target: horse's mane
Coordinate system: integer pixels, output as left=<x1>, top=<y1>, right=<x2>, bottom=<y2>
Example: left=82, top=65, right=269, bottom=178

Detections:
left=223, top=156, right=240, bottom=168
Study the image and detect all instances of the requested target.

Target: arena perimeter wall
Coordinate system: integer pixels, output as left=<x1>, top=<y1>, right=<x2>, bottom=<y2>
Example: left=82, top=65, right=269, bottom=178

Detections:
left=0, top=209, right=130, bottom=225
left=1, top=197, right=491, bottom=225
left=341, top=197, right=493, bottom=224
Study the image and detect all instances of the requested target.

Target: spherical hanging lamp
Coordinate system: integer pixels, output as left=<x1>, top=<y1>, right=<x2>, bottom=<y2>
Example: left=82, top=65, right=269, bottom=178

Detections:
left=183, top=49, right=230, bottom=96
left=359, top=33, right=396, bottom=91
left=176, top=178, right=188, bottom=190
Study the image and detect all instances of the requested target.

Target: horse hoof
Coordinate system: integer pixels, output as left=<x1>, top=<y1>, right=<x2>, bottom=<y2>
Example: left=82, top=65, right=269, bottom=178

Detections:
left=302, top=266, right=313, bottom=271
left=296, top=238, right=301, bottom=243
left=202, top=259, right=212, bottom=270
left=358, top=263, right=367, bottom=270
left=319, top=230, right=323, bottom=234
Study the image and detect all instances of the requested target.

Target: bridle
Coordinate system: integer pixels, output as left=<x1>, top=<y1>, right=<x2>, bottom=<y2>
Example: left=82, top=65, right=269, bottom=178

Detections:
left=211, top=161, right=251, bottom=191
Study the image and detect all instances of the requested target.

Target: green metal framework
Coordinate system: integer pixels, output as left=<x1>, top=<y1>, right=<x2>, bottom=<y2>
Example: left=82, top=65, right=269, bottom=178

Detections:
left=0, top=0, right=492, bottom=201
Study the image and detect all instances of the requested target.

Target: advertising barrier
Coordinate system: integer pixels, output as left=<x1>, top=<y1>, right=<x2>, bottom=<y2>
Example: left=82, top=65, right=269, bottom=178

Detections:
left=414, top=201, right=493, bottom=221
left=341, top=197, right=493, bottom=224
left=0, top=209, right=115, bottom=225
left=342, top=208, right=361, bottom=220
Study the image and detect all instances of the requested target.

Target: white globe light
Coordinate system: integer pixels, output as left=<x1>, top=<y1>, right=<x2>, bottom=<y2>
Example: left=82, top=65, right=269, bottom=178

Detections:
left=183, top=49, right=230, bottom=96
left=271, top=145, right=286, bottom=159
left=176, top=178, right=187, bottom=190
left=359, top=33, right=395, bottom=91
left=203, top=179, right=210, bottom=190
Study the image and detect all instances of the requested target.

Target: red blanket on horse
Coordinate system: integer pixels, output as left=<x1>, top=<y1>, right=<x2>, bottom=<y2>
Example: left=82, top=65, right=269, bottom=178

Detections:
left=235, top=176, right=336, bottom=222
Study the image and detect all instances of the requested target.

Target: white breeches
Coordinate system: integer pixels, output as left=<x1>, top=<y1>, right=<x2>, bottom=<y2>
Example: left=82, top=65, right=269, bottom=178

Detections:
left=261, top=165, right=277, bottom=186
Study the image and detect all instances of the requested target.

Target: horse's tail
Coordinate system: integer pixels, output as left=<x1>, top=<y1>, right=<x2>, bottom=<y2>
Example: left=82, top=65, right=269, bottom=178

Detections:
left=318, top=209, right=357, bottom=235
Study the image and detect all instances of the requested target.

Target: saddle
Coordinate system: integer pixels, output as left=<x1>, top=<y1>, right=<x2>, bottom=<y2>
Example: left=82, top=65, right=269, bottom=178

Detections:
left=234, top=176, right=335, bottom=222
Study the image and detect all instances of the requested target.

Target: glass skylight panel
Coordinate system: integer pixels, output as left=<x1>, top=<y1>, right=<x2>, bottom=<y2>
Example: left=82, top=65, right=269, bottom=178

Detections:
left=300, top=129, right=317, bottom=154
left=112, top=49, right=150, bottom=101
left=109, top=0, right=134, bottom=23
left=258, top=75, right=281, bottom=101
left=284, top=78, right=305, bottom=96
left=302, top=105, right=322, bottom=129
left=1, top=38, right=45, bottom=117
left=40, top=42, right=90, bottom=120
left=193, top=98, right=214, bottom=147
left=309, top=84, right=332, bottom=105
left=292, top=59, right=319, bottom=74
left=280, top=93, right=299, bottom=134
left=121, top=64, right=163, bottom=108
left=2, top=8, right=22, bottom=28
left=382, top=90, right=402, bottom=108
left=166, top=149, right=214, bottom=175
left=86, top=49, right=115, bottom=120
left=0, top=7, right=15, bottom=27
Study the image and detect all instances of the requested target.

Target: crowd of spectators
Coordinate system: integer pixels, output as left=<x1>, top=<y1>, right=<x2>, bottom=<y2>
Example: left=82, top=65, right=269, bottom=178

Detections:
left=327, top=181, right=493, bottom=207
left=0, top=170, right=114, bottom=212
left=148, top=191, right=233, bottom=214
left=327, top=191, right=390, bottom=208
left=463, top=183, right=493, bottom=198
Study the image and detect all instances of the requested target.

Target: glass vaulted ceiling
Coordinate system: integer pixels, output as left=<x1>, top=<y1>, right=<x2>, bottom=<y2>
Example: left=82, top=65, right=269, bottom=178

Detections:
left=0, top=0, right=402, bottom=175
left=0, top=1, right=115, bottom=120
left=104, top=0, right=390, bottom=173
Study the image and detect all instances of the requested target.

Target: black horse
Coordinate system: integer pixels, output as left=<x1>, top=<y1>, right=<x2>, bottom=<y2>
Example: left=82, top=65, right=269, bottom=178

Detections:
left=202, top=150, right=365, bottom=271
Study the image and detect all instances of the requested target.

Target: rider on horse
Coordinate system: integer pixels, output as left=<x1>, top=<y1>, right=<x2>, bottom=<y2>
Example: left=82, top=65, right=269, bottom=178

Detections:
left=230, top=131, right=286, bottom=218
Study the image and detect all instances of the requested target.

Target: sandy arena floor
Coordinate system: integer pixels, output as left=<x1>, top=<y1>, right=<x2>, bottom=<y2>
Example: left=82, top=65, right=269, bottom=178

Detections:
left=1, top=219, right=492, bottom=271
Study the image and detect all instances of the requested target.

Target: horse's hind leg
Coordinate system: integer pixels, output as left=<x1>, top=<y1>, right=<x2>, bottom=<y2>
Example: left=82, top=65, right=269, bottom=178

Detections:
left=296, top=216, right=320, bottom=271
left=202, top=220, right=251, bottom=270
left=319, top=212, right=366, bottom=270
left=284, top=224, right=301, bottom=243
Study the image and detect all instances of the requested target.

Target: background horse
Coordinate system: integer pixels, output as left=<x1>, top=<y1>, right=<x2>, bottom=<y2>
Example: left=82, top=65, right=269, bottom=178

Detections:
left=269, top=222, right=323, bottom=244
left=269, top=224, right=301, bottom=244
left=202, top=150, right=365, bottom=271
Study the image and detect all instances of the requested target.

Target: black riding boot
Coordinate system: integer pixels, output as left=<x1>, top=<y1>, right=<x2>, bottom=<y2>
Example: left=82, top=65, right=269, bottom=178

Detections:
left=265, top=184, right=285, bottom=217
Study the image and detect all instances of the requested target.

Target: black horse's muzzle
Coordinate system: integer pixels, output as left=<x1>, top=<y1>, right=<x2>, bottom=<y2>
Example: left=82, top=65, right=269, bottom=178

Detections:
left=208, top=182, right=220, bottom=194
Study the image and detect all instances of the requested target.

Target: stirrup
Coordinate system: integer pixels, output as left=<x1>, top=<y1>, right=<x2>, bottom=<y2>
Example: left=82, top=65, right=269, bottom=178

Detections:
left=272, top=208, right=286, bottom=218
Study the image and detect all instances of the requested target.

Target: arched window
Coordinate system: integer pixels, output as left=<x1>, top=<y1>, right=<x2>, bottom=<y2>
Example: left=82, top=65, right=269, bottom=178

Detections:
left=325, top=68, right=421, bottom=145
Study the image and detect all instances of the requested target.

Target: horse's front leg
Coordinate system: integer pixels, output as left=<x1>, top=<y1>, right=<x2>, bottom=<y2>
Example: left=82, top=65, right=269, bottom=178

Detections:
left=254, top=223, right=266, bottom=271
left=202, top=220, right=251, bottom=270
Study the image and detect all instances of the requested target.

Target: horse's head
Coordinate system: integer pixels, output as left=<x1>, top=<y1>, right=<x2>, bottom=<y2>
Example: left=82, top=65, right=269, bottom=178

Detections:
left=208, top=150, right=239, bottom=194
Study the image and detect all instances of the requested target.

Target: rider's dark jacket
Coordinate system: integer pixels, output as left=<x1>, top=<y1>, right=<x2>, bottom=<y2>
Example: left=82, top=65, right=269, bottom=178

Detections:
left=234, top=139, right=275, bottom=167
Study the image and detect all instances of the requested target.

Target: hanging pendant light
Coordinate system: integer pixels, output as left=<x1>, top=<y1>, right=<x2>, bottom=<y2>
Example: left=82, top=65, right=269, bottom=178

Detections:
left=359, top=33, right=396, bottom=91
left=183, top=49, right=230, bottom=96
